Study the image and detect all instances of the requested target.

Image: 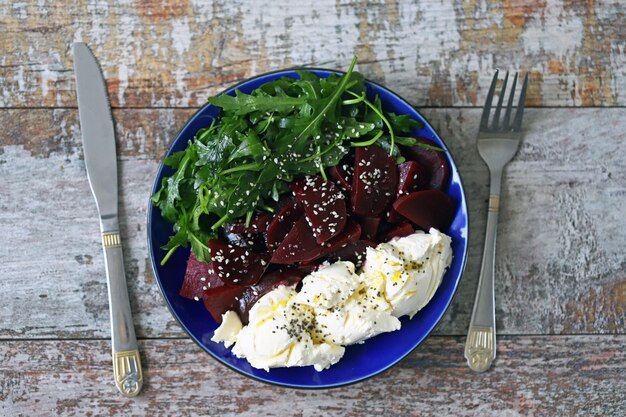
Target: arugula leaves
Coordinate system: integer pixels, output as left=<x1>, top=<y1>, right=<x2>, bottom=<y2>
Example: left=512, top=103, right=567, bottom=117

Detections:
left=152, top=57, right=427, bottom=264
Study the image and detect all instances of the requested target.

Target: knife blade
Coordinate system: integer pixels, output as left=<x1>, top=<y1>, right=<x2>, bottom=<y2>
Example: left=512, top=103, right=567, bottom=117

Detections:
left=73, top=42, right=143, bottom=397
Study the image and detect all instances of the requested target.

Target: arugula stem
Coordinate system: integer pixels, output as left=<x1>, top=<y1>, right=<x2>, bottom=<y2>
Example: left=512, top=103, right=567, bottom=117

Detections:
left=342, top=93, right=365, bottom=105
left=221, top=162, right=261, bottom=175
left=258, top=203, right=275, bottom=213
left=160, top=245, right=180, bottom=266
left=351, top=129, right=384, bottom=147
left=346, top=90, right=395, bottom=155
left=211, top=213, right=230, bottom=230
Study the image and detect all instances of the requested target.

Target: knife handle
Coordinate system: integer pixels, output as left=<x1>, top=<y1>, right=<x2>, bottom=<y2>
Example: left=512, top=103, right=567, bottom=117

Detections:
left=101, top=228, right=143, bottom=397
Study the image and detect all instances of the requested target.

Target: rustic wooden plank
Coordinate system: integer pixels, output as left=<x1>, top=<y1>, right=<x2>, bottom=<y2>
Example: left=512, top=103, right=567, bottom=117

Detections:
left=1, top=108, right=624, bottom=339
left=1, top=1, right=625, bottom=108
left=0, top=336, right=624, bottom=416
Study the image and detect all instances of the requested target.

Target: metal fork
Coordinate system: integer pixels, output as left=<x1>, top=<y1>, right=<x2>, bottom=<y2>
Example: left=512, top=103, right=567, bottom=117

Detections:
left=464, top=70, right=529, bottom=372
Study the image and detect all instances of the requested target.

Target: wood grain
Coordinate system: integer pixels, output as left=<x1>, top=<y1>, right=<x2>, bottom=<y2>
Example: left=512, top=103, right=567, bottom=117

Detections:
left=1, top=336, right=624, bottom=416
left=1, top=0, right=625, bottom=108
left=1, top=107, right=624, bottom=339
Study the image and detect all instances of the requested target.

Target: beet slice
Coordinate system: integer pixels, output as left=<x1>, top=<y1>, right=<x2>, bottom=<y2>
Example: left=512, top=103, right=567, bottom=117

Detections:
left=202, top=284, right=246, bottom=323
left=209, top=239, right=270, bottom=286
left=326, top=240, right=376, bottom=267
left=236, top=267, right=303, bottom=323
left=393, top=189, right=455, bottom=231
left=180, top=253, right=224, bottom=300
left=270, top=217, right=324, bottom=264
left=291, top=175, right=347, bottom=244
left=328, top=164, right=353, bottom=193
left=224, top=213, right=271, bottom=235
left=351, top=146, right=398, bottom=217
left=398, top=161, right=429, bottom=195
left=358, top=216, right=381, bottom=240
left=377, top=221, right=415, bottom=242
left=400, top=137, right=450, bottom=190
left=266, top=201, right=303, bottom=252
left=319, top=220, right=362, bottom=257
left=385, top=208, right=405, bottom=224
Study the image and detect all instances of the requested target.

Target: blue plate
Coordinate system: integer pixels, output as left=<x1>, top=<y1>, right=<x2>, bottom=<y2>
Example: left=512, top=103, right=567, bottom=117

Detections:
left=148, top=69, right=469, bottom=389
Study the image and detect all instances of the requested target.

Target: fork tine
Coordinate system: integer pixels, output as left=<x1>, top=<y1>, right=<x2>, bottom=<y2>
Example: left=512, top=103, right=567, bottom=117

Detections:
left=502, top=72, right=518, bottom=131
left=480, top=70, right=499, bottom=130
left=512, top=73, right=529, bottom=132
left=491, top=71, right=509, bottom=130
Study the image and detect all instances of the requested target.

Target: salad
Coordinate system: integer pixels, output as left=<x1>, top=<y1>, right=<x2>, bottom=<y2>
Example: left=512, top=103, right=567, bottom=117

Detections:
left=152, top=58, right=456, bottom=370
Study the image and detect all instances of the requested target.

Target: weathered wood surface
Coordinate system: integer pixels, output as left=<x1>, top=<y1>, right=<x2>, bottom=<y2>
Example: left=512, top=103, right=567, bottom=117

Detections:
left=1, top=336, right=625, bottom=416
left=1, top=108, right=624, bottom=339
left=1, top=0, right=626, bottom=108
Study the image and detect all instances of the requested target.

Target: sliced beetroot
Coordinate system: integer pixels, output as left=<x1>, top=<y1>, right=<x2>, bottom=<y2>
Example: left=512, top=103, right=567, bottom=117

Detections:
left=224, top=213, right=271, bottom=235
left=236, top=267, right=303, bottom=324
left=270, top=216, right=324, bottom=264
left=377, top=221, right=415, bottom=242
left=398, top=161, right=429, bottom=195
left=180, top=253, right=224, bottom=300
left=351, top=146, right=398, bottom=217
left=328, top=164, right=353, bottom=193
left=400, top=137, right=450, bottom=190
left=357, top=216, right=381, bottom=240
left=393, top=189, right=455, bottom=231
left=222, top=231, right=267, bottom=253
left=297, top=261, right=322, bottom=275
left=209, top=239, right=270, bottom=286
left=202, top=284, right=246, bottom=323
left=326, top=240, right=376, bottom=267
left=266, top=201, right=303, bottom=252
left=320, top=220, right=361, bottom=257
left=291, top=175, right=347, bottom=244
left=385, top=208, right=404, bottom=224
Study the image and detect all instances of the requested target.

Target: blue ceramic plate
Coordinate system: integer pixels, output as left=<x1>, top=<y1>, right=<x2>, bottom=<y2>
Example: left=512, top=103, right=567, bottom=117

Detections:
left=148, top=69, right=468, bottom=389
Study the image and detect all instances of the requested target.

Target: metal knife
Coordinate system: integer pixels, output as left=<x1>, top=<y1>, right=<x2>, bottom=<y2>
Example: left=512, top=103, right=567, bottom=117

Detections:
left=73, top=42, right=143, bottom=397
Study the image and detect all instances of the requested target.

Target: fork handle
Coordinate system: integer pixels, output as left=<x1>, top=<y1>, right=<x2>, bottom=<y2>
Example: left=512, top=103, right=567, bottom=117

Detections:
left=465, top=189, right=500, bottom=372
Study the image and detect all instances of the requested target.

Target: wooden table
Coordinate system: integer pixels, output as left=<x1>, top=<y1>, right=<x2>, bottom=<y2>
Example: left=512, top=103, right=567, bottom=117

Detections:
left=1, top=1, right=625, bottom=415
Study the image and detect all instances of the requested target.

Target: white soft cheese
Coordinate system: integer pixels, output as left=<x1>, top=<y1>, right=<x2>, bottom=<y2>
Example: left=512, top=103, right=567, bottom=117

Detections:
left=212, top=229, right=452, bottom=372
left=230, top=285, right=344, bottom=372
left=362, top=228, right=452, bottom=318
left=211, top=310, right=243, bottom=348
left=296, top=261, right=400, bottom=345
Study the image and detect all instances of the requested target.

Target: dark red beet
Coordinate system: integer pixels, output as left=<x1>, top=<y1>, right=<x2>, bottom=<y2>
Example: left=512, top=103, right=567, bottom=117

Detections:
left=385, top=208, right=404, bottom=224
left=236, top=267, right=303, bottom=323
left=351, top=146, right=398, bottom=217
left=180, top=253, right=224, bottom=300
left=358, top=216, right=381, bottom=240
left=393, top=189, right=455, bottom=231
left=266, top=201, right=303, bottom=252
left=377, top=221, right=415, bottom=242
left=328, top=164, right=353, bottom=193
left=400, top=137, right=450, bottom=190
left=224, top=213, right=271, bottom=235
left=202, top=284, right=246, bottom=323
left=270, top=217, right=324, bottom=264
left=209, top=239, right=270, bottom=286
left=326, top=240, right=376, bottom=267
left=397, top=161, right=429, bottom=195
left=291, top=175, right=347, bottom=244
left=319, top=220, right=361, bottom=257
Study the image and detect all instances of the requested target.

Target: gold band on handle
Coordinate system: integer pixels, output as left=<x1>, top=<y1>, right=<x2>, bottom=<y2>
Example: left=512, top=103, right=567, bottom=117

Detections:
left=102, top=231, right=122, bottom=248
left=113, top=349, right=143, bottom=397
left=465, top=326, right=494, bottom=372
left=488, top=194, right=500, bottom=212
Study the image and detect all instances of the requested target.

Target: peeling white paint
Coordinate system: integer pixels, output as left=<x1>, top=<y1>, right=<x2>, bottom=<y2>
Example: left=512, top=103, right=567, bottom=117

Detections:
left=171, top=17, right=192, bottom=56
left=522, top=0, right=584, bottom=55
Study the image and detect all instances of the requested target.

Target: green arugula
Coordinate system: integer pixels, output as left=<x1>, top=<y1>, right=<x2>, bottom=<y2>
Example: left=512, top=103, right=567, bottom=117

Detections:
left=152, top=56, right=432, bottom=264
